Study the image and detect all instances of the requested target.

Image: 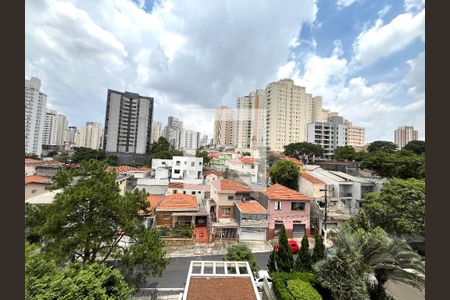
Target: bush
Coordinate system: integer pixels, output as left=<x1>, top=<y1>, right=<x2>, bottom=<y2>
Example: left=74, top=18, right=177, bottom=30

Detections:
left=287, top=279, right=322, bottom=300
left=171, top=227, right=192, bottom=238
left=272, top=272, right=318, bottom=300
left=223, top=244, right=259, bottom=274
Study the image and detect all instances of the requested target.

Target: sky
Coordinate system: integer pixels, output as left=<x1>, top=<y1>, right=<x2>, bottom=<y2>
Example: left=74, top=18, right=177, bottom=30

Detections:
left=25, top=0, right=425, bottom=143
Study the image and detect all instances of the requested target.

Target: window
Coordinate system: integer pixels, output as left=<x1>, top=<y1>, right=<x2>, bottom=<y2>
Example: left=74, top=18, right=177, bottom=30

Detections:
left=199, top=162, right=202, bottom=165
left=31, top=189, right=37, bottom=194
left=173, top=190, right=178, bottom=194
left=191, top=162, right=195, bottom=167
left=174, top=169, right=180, bottom=174
left=163, top=213, right=171, bottom=220
left=274, top=201, right=282, bottom=210
left=291, top=202, right=306, bottom=211
left=176, top=161, right=181, bottom=166
left=222, top=208, right=231, bottom=216
left=228, top=195, right=234, bottom=201
left=183, top=191, right=186, bottom=194
left=192, top=191, right=196, bottom=195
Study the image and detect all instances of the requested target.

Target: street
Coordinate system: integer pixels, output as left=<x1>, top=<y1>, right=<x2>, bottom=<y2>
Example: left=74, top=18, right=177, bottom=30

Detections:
left=140, top=252, right=271, bottom=288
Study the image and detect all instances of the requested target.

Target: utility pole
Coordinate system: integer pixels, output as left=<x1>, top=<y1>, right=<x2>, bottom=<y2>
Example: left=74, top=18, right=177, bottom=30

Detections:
left=320, top=185, right=328, bottom=242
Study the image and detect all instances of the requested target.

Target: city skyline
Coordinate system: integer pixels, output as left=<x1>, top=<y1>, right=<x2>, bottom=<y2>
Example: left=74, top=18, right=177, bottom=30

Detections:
left=25, top=0, right=424, bottom=142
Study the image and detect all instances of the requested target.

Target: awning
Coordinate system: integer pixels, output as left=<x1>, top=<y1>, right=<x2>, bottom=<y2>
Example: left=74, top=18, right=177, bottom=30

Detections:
left=212, top=221, right=239, bottom=228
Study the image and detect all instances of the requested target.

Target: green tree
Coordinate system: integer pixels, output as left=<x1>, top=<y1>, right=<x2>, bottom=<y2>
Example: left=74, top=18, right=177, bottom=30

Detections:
left=283, top=142, right=324, bottom=162
left=105, top=154, right=119, bottom=166
left=275, top=226, right=294, bottom=272
left=367, top=141, right=397, bottom=153
left=333, top=145, right=358, bottom=161
left=223, top=244, right=259, bottom=274
left=151, top=137, right=171, bottom=153
left=347, top=209, right=370, bottom=232
left=72, top=147, right=105, bottom=163
left=361, top=151, right=425, bottom=179
left=26, top=242, right=133, bottom=299
left=27, top=159, right=170, bottom=284
left=403, top=140, right=425, bottom=154
left=269, top=160, right=300, bottom=190
left=363, top=178, right=425, bottom=236
left=147, top=137, right=183, bottom=165
left=294, top=235, right=312, bottom=272
left=25, top=153, right=40, bottom=159
left=195, top=150, right=211, bottom=166
left=287, top=279, right=322, bottom=300
left=267, top=248, right=277, bottom=273
left=314, top=256, right=370, bottom=300
left=311, top=234, right=325, bottom=263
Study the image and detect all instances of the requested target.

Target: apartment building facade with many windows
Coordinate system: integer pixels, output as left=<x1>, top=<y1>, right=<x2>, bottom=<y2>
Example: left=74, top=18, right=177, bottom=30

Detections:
left=25, top=77, right=47, bottom=156
left=213, top=105, right=236, bottom=147
left=307, top=116, right=347, bottom=158
left=394, top=126, right=418, bottom=149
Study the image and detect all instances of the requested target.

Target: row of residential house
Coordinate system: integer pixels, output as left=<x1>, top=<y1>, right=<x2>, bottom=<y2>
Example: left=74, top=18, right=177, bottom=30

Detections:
left=25, top=153, right=385, bottom=243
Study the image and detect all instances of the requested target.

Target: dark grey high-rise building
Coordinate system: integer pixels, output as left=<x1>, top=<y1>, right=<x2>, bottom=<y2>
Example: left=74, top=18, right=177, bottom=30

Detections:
left=103, top=89, right=154, bottom=164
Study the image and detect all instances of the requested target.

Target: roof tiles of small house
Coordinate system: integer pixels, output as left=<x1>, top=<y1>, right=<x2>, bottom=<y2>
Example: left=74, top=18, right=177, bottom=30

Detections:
left=158, top=194, right=198, bottom=209
left=207, top=152, right=221, bottom=158
left=186, top=277, right=257, bottom=300
left=203, top=169, right=223, bottom=177
left=281, top=156, right=303, bottom=167
left=263, top=183, right=311, bottom=201
left=108, top=165, right=151, bottom=173
left=25, top=158, right=41, bottom=165
left=147, top=195, right=163, bottom=210
left=235, top=200, right=267, bottom=214
left=300, top=171, right=326, bottom=185
left=229, top=157, right=256, bottom=164
left=168, top=182, right=205, bottom=190
left=25, top=175, right=52, bottom=185
left=219, top=179, right=251, bottom=192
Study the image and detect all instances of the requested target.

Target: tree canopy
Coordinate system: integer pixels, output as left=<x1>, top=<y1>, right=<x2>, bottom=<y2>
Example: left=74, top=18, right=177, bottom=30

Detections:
left=294, top=235, right=312, bottom=272
left=148, top=137, right=183, bottom=165
left=283, top=142, right=324, bottom=163
left=26, top=242, right=133, bottom=299
left=275, top=226, right=294, bottom=272
left=333, top=145, right=358, bottom=161
left=367, top=141, right=397, bottom=153
left=195, top=150, right=210, bottom=166
left=361, top=151, right=425, bottom=179
left=363, top=178, right=425, bottom=237
left=26, top=159, right=170, bottom=284
left=403, top=140, right=425, bottom=154
left=223, top=244, right=259, bottom=274
left=72, top=147, right=106, bottom=163
left=269, top=160, right=300, bottom=190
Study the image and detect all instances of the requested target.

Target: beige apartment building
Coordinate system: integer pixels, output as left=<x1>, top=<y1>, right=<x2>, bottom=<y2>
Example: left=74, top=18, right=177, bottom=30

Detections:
left=79, top=122, right=103, bottom=150
left=394, top=126, right=418, bottom=149
left=213, top=105, right=236, bottom=147
left=265, top=79, right=323, bottom=151
left=345, top=121, right=366, bottom=147
left=235, top=89, right=266, bottom=150
left=151, top=121, right=162, bottom=143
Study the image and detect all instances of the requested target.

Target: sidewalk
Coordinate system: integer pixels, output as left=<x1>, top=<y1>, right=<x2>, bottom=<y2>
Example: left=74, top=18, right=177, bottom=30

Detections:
left=165, top=241, right=273, bottom=258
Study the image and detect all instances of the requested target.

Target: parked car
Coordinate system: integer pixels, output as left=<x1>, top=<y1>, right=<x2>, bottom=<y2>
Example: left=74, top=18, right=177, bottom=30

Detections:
left=255, top=270, right=272, bottom=290
left=274, top=240, right=300, bottom=253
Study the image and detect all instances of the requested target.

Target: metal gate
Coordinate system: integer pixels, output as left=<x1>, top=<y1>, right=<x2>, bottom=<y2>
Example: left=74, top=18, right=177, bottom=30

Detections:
left=240, top=228, right=266, bottom=241
left=292, top=224, right=305, bottom=238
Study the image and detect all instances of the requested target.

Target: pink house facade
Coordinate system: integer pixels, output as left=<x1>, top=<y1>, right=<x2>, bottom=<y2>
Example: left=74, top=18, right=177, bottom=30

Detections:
left=258, top=184, right=312, bottom=239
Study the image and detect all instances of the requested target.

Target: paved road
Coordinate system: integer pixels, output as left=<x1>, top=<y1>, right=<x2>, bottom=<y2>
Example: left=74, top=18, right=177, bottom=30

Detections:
left=140, top=252, right=271, bottom=288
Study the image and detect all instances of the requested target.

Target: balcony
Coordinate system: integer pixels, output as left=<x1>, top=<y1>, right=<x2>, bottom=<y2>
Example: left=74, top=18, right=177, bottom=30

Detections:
left=339, top=192, right=353, bottom=198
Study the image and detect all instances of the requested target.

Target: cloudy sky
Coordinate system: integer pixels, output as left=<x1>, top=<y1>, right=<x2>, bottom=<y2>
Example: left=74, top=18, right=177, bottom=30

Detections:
left=25, top=0, right=425, bottom=143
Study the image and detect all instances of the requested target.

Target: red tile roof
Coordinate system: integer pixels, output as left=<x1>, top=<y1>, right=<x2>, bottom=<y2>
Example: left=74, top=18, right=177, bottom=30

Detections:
left=229, top=157, right=256, bottom=164
left=263, top=184, right=311, bottom=201
left=281, top=156, right=303, bottom=167
left=168, top=182, right=205, bottom=190
left=300, top=171, right=326, bottom=185
left=107, top=165, right=151, bottom=173
left=203, top=169, right=224, bottom=177
left=158, top=194, right=198, bottom=210
left=25, top=175, right=52, bottom=185
left=147, top=195, right=163, bottom=210
left=219, top=179, right=251, bottom=192
left=235, top=200, right=267, bottom=214
left=25, top=158, right=41, bottom=165
left=187, top=277, right=257, bottom=300
left=208, top=153, right=221, bottom=158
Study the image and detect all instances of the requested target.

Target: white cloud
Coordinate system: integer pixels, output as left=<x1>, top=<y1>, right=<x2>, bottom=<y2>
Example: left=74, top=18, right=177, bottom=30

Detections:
left=405, top=51, right=425, bottom=97
left=25, top=0, right=318, bottom=137
left=404, top=0, right=425, bottom=12
left=336, top=0, right=359, bottom=9
left=352, top=8, right=424, bottom=68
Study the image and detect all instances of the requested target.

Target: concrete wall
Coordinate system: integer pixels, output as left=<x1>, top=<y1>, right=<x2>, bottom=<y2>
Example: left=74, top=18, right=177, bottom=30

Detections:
left=25, top=183, right=49, bottom=200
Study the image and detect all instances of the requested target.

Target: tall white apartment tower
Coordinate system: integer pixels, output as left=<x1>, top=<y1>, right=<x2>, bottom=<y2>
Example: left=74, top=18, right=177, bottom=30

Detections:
left=79, top=122, right=103, bottom=150
left=265, top=79, right=323, bottom=151
left=103, top=90, right=154, bottom=164
left=55, top=114, right=68, bottom=146
left=213, top=105, right=236, bottom=147
left=394, top=126, right=418, bottom=149
left=42, top=109, right=58, bottom=146
left=307, top=116, right=347, bottom=158
left=25, top=77, right=47, bottom=156
left=151, top=121, right=162, bottom=143
left=235, top=89, right=266, bottom=150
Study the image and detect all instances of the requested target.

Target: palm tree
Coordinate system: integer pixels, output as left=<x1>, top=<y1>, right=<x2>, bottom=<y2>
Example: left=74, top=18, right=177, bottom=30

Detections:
left=331, top=225, right=425, bottom=292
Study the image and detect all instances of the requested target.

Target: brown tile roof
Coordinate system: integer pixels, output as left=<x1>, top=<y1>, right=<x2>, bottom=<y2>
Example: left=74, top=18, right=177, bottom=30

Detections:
left=263, top=184, right=311, bottom=201
left=300, top=171, right=326, bottom=185
left=25, top=175, right=52, bottom=185
left=168, top=182, right=205, bottom=190
left=281, top=156, right=304, bottom=167
left=25, top=158, right=41, bottom=165
left=203, top=169, right=223, bottom=177
left=107, top=165, right=151, bottom=173
left=187, top=277, right=257, bottom=300
left=235, top=200, right=267, bottom=214
left=219, top=179, right=251, bottom=192
left=158, top=194, right=198, bottom=210
left=208, top=152, right=221, bottom=158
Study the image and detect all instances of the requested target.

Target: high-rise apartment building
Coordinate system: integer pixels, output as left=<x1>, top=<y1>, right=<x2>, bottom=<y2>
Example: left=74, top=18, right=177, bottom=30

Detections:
left=103, top=90, right=154, bottom=164
left=42, top=109, right=58, bottom=146
left=213, top=105, right=236, bottom=147
left=265, top=79, right=323, bottom=151
left=394, top=126, right=418, bottom=149
left=235, top=89, right=266, bottom=150
left=345, top=120, right=366, bottom=147
left=179, top=129, right=200, bottom=150
left=200, top=135, right=209, bottom=147
left=307, top=116, right=347, bottom=158
left=55, top=114, right=68, bottom=146
left=66, top=126, right=78, bottom=144
left=25, top=77, right=47, bottom=156
left=151, top=121, right=162, bottom=143
left=79, top=122, right=103, bottom=150
left=162, top=116, right=183, bottom=149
